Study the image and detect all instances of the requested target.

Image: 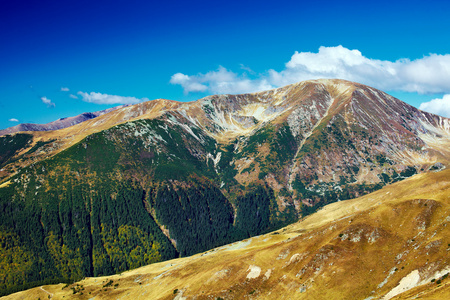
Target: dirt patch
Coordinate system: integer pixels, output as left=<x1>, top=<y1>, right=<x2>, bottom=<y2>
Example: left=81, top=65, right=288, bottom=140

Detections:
left=382, top=270, right=420, bottom=300
left=247, top=265, right=261, bottom=279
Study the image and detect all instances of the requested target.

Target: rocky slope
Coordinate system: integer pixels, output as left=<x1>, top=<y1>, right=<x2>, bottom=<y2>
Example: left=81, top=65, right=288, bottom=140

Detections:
left=1, top=79, right=449, bottom=296
left=2, top=79, right=449, bottom=196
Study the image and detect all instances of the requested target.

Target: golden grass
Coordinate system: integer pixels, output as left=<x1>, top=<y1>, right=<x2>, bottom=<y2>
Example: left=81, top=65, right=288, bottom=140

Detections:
left=0, top=181, right=11, bottom=189
left=4, top=169, right=449, bottom=300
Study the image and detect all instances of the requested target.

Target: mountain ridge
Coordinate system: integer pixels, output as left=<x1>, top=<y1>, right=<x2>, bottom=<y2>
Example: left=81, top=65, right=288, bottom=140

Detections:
left=0, top=105, right=130, bottom=136
left=1, top=79, right=449, bottom=296
left=1, top=80, right=450, bottom=183
left=1, top=79, right=449, bottom=210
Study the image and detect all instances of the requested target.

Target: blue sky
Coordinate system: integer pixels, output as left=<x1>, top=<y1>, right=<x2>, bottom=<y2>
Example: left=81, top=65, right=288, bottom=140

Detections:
left=2, top=0, right=450, bottom=130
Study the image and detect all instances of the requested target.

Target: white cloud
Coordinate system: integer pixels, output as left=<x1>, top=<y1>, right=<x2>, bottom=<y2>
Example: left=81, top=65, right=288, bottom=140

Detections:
left=69, top=94, right=78, bottom=99
left=396, top=54, right=450, bottom=93
left=170, top=66, right=273, bottom=94
left=170, top=73, right=208, bottom=93
left=170, top=46, right=450, bottom=95
left=41, top=96, right=55, bottom=107
left=419, top=94, right=450, bottom=118
left=240, top=64, right=255, bottom=74
left=60, top=87, right=70, bottom=92
left=269, top=46, right=398, bottom=89
left=77, top=91, right=148, bottom=105
left=8, top=118, right=19, bottom=122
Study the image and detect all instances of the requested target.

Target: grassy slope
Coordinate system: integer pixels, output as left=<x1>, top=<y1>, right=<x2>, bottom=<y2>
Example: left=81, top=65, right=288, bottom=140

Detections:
left=4, top=169, right=449, bottom=300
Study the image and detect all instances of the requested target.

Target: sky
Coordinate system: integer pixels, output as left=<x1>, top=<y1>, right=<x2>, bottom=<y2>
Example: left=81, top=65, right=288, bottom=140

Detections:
left=1, top=0, right=450, bottom=130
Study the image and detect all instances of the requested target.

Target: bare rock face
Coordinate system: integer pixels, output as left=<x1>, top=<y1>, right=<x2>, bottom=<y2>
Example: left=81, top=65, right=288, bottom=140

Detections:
left=171, top=79, right=449, bottom=210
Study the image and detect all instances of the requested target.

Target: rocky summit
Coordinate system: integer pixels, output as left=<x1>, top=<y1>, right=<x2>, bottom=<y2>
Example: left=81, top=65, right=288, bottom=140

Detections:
left=1, top=79, right=449, bottom=298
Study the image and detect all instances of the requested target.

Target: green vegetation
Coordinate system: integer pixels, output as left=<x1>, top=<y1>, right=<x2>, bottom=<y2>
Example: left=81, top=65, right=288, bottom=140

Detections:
left=1, top=118, right=218, bottom=295
left=70, top=284, right=84, bottom=294
left=292, top=174, right=384, bottom=216
left=25, top=139, right=55, bottom=155
left=234, top=185, right=295, bottom=239
left=239, top=125, right=275, bottom=157
left=0, top=133, right=32, bottom=167
left=433, top=273, right=449, bottom=285
left=216, top=140, right=239, bottom=185
left=400, top=166, right=417, bottom=178
left=241, top=162, right=255, bottom=174
left=0, top=180, right=176, bottom=296
left=235, top=186, right=271, bottom=238
left=150, top=179, right=294, bottom=257
left=0, top=116, right=237, bottom=295
left=266, top=123, right=297, bottom=173
left=151, top=181, right=235, bottom=256
left=238, top=123, right=297, bottom=175
left=378, top=166, right=417, bottom=185
left=103, top=280, right=113, bottom=288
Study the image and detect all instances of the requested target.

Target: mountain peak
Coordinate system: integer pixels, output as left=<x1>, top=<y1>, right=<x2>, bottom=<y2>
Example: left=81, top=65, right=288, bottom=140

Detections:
left=1, top=79, right=450, bottom=297
left=1, top=79, right=449, bottom=183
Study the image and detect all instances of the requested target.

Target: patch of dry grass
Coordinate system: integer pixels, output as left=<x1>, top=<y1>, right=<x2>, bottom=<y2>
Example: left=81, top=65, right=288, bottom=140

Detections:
left=3, top=169, right=449, bottom=300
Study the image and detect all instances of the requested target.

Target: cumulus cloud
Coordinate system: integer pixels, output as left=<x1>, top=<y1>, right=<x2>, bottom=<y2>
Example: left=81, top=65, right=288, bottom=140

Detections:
left=419, top=94, right=450, bottom=118
left=268, top=46, right=398, bottom=89
left=8, top=118, right=19, bottom=122
left=41, top=96, right=55, bottom=107
left=170, top=66, right=273, bottom=94
left=60, top=87, right=69, bottom=92
left=69, top=94, right=78, bottom=99
left=170, top=73, right=208, bottom=93
left=77, top=91, right=148, bottom=105
left=170, top=46, right=450, bottom=95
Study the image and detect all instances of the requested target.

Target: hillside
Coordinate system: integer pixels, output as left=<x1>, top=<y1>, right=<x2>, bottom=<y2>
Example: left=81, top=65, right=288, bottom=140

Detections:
left=1, top=79, right=449, bottom=296
left=3, top=168, right=449, bottom=300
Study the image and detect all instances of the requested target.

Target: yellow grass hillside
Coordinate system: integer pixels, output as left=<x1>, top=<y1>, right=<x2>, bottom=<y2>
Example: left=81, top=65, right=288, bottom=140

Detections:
left=3, top=168, right=450, bottom=300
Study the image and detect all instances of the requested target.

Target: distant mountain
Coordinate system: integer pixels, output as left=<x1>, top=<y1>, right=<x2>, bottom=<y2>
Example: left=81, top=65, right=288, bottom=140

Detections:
left=0, top=79, right=449, bottom=296
left=0, top=105, right=129, bottom=136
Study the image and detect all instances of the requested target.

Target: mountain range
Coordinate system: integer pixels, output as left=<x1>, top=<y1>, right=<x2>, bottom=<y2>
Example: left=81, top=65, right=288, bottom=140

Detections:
left=0, top=79, right=449, bottom=298
left=0, top=105, right=129, bottom=137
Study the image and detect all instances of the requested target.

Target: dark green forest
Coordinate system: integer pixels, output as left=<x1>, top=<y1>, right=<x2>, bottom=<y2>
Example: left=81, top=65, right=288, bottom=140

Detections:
left=151, top=182, right=235, bottom=256
left=0, top=133, right=32, bottom=168
left=0, top=117, right=292, bottom=296
left=0, top=181, right=177, bottom=296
